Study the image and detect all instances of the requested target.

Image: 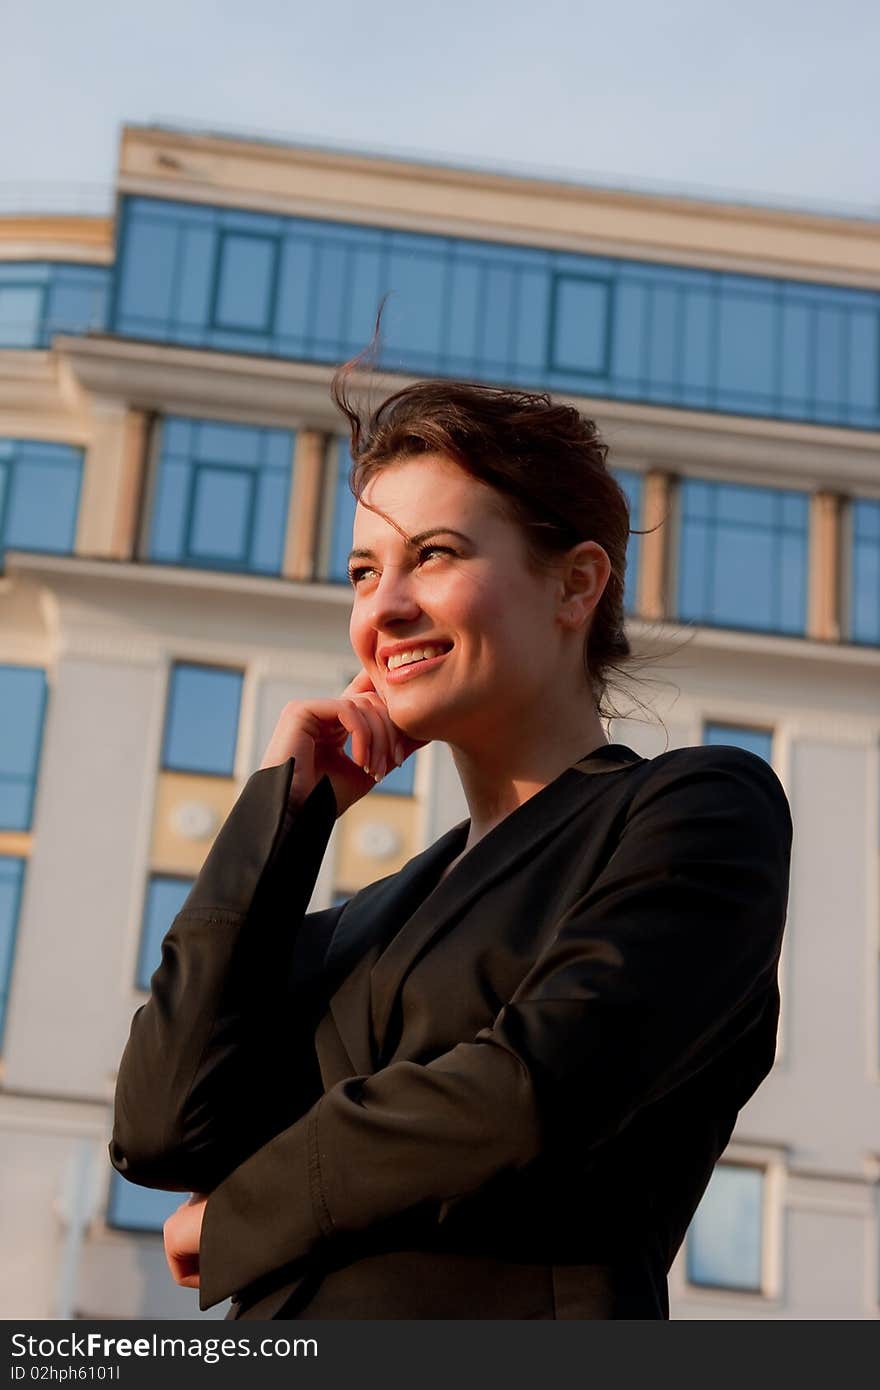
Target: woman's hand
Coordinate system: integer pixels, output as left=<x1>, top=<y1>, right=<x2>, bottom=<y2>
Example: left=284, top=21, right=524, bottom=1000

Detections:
left=163, top=1193, right=206, bottom=1289
left=258, top=668, right=428, bottom=818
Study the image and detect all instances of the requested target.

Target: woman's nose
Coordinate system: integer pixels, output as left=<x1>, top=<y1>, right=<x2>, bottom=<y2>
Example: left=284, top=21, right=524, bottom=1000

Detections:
left=366, top=565, right=422, bottom=627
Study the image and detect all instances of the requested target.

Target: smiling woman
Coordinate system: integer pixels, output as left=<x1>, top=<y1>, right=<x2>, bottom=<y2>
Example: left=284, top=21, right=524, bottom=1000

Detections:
left=110, top=343, right=793, bottom=1322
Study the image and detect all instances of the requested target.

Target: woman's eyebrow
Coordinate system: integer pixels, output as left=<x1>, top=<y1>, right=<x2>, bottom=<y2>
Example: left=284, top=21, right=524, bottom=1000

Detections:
left=347, top=528, right=473, bottom=563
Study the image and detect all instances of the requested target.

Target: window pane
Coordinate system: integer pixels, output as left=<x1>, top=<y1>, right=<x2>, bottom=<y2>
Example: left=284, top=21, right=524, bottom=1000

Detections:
left=686, top=1163, right=764, bottom=1290
left=116, top=216, right=179, bottom=328
left=136, top=875, right=195, bottom=990
left=213, top=233, right=278, bottom=333
left=161, top=663, right=243, bottom=775
left=0, top=856, right=25, bottom=1049
left=188, top=466, right=254, bottom=563
left=327, top=438, right=358, bottom=583
left=45, top=268, right=109, bottom=337
left=847, top=312, right=879, bottom=413
left=0, top=666, right=48, bottom=830
left=647, top=284, right=681, bottom=391
left=614, top=468, right=642, bottom=615
left=382, top=243, right=446, bottom=365
left=2, top=442, right=82, bottom=559
left=851, top=499, right=880, bottom=644
left=681, top=286, right=715, bottom=401
left=0, top=285, right=43, bottom=347
left=717, top=291, right=775, bottom=406
left=176, top=226, right=215, bottom=329
left=107, top=1171, right=188, bottom=1232
left=550, top=275, right=610, bottom=375
left=704, top=722, right=773, bottom=764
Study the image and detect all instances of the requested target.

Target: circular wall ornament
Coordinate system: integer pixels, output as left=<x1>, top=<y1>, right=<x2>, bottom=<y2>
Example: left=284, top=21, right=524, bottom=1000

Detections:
left=356, top=821, right=401, bottom=860
left=172, top=801, right=219, bottom=840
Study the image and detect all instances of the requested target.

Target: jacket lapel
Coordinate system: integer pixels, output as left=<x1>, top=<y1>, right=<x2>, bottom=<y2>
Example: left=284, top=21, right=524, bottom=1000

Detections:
left=318, top=817, right=471, bottom=1079
left=320, top=744, right=643, bottom=1078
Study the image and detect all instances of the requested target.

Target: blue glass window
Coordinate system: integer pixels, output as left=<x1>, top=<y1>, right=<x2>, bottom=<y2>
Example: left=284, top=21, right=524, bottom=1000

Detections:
left=0, top=262, right=108, bottom=348
left=704, top=722, right=773, bottom=764
left=549, top=274, right=611, bottom=376
left=686, top=1163, right=764, bottom=1291
left=0, top=666, right=48, bottom=830
left=850, top=498, right=880, bottom=645
left=0, top=856, right=25, bottom=1050
left=0, top=439, right=84, bottom=570
left=147, top=416, right=294, bottom=574
left=136, top=874, right=195, bottom=990
left=111, top=196, right=880, bottom=431
left=161, top=663, right=243, bottom=776
left=327, top=438, right=357, bottom=584
left=677, top=478, right=808, bottom=636
left=0, top=282, right=43, bottom=348
left=106, top=1171, right=188, bottom=1233
left=211, top=232, right=279, bottom=333
left=614, top=468, right=642, bottom=616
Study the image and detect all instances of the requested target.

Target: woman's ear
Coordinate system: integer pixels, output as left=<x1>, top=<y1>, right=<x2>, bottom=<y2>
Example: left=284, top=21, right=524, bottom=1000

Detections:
left=559, top=541, right=611, bottom=628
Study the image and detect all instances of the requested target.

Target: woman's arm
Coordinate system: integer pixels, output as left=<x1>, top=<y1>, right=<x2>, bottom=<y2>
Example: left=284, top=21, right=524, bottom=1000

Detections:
left=195, top=745, right=793, bottom=1311
left=109, top=757, right=342, bottom=1195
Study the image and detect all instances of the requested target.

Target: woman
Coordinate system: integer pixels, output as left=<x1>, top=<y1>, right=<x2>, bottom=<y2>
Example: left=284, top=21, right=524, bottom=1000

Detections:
left=110, top=374, right=793, bottom=1320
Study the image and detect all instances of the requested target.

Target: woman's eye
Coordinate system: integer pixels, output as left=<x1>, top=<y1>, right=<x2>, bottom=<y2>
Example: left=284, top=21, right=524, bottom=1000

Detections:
left=417, top=544, right=454, bottom=564
left=348, top=545, right=454, bottom=587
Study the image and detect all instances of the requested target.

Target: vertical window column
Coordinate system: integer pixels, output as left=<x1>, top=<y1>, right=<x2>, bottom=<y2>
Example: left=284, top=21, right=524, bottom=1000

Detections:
left=0, top=665, right=48, bottom=1051
left=635, top=470, right=671, bottom=620
left=283, top=430, right=327, bottom=581
left=848, top=497, right=880, bottom=645
left=807, top=491, right=843, bottom=642
left=134, top=662, right=244, bottom=993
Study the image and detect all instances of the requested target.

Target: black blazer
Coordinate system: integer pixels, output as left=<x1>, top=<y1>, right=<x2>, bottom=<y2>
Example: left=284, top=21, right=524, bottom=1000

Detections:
left=110, top=741, right=793, bottom=1320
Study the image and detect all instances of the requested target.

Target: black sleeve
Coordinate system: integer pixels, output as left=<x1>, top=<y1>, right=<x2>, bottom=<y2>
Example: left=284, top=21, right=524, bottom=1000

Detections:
left=195, top=745, right=793, bottom=1309
left=109, top=758, right=341, bottom=1194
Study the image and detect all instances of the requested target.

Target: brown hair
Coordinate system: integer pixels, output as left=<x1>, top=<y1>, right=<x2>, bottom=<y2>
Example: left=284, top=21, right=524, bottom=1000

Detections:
left=330, top=313, right=672, bottom=728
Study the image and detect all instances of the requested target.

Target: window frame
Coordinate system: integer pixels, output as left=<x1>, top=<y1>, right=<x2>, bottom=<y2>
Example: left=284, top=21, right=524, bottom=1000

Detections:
left=546, top=271, right=613, bottom=378
left=208, top=228, right=281, bottom=336
left=159, top=660, right=244, bottom=778
left=0, top=854, right=26, bottom=1052
left=0, top=663, right=49, bottom=832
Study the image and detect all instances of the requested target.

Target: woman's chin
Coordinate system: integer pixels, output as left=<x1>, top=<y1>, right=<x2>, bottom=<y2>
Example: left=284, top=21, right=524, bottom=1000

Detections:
left=385, top=695, right=453, bottom=744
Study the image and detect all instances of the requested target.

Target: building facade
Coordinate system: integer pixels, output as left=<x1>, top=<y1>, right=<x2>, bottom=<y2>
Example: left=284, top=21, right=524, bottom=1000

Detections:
left=0, top=125, right=878, bottom=1319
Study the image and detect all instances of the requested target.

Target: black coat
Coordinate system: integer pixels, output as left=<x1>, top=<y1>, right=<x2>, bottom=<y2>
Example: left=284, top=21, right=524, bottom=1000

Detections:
left=109, top=741, right=792, bottom=1319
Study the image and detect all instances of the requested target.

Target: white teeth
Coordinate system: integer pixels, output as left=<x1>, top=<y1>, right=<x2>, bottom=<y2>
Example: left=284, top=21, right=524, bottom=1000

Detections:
left=386, top=645, right=449, bottom=670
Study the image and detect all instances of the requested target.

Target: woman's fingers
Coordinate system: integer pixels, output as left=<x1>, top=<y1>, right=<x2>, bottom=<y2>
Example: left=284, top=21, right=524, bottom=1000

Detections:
left=346, top=695, right=392, bottom=781
left=357, top=690, right=407, bottom=769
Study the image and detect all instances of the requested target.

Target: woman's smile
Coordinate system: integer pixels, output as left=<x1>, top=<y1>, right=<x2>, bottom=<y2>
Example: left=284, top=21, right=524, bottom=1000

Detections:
left=383, top=646, right=453, bottom=684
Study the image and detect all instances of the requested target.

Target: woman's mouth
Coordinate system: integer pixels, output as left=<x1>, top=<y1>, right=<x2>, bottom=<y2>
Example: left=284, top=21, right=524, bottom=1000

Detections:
left=383, top=644, right=453, bottom=684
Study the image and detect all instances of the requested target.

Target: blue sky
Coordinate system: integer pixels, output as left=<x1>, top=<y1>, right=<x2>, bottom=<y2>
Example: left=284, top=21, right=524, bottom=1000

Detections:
left=3, top=0, right=878, bottom=216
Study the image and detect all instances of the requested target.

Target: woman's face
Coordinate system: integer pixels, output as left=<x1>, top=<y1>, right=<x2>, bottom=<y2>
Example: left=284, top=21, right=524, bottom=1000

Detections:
left=348, top=452, right=604, bottom=748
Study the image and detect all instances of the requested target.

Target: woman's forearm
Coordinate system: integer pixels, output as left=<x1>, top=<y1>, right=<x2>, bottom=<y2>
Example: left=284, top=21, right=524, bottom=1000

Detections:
left=109, top=761, right=340, bottom=1193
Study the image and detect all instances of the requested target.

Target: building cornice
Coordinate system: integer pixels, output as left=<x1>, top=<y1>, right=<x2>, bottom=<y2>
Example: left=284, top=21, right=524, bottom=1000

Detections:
left=51, top=334, right=880, bottom=494
left=118, top=126, right=880, bottom=288
left=0, top=215, right=114, bottom=265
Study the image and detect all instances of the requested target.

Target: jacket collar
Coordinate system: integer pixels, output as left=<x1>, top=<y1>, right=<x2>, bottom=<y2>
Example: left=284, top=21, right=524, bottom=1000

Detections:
left=319, top=743, right=644, bottom=1079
